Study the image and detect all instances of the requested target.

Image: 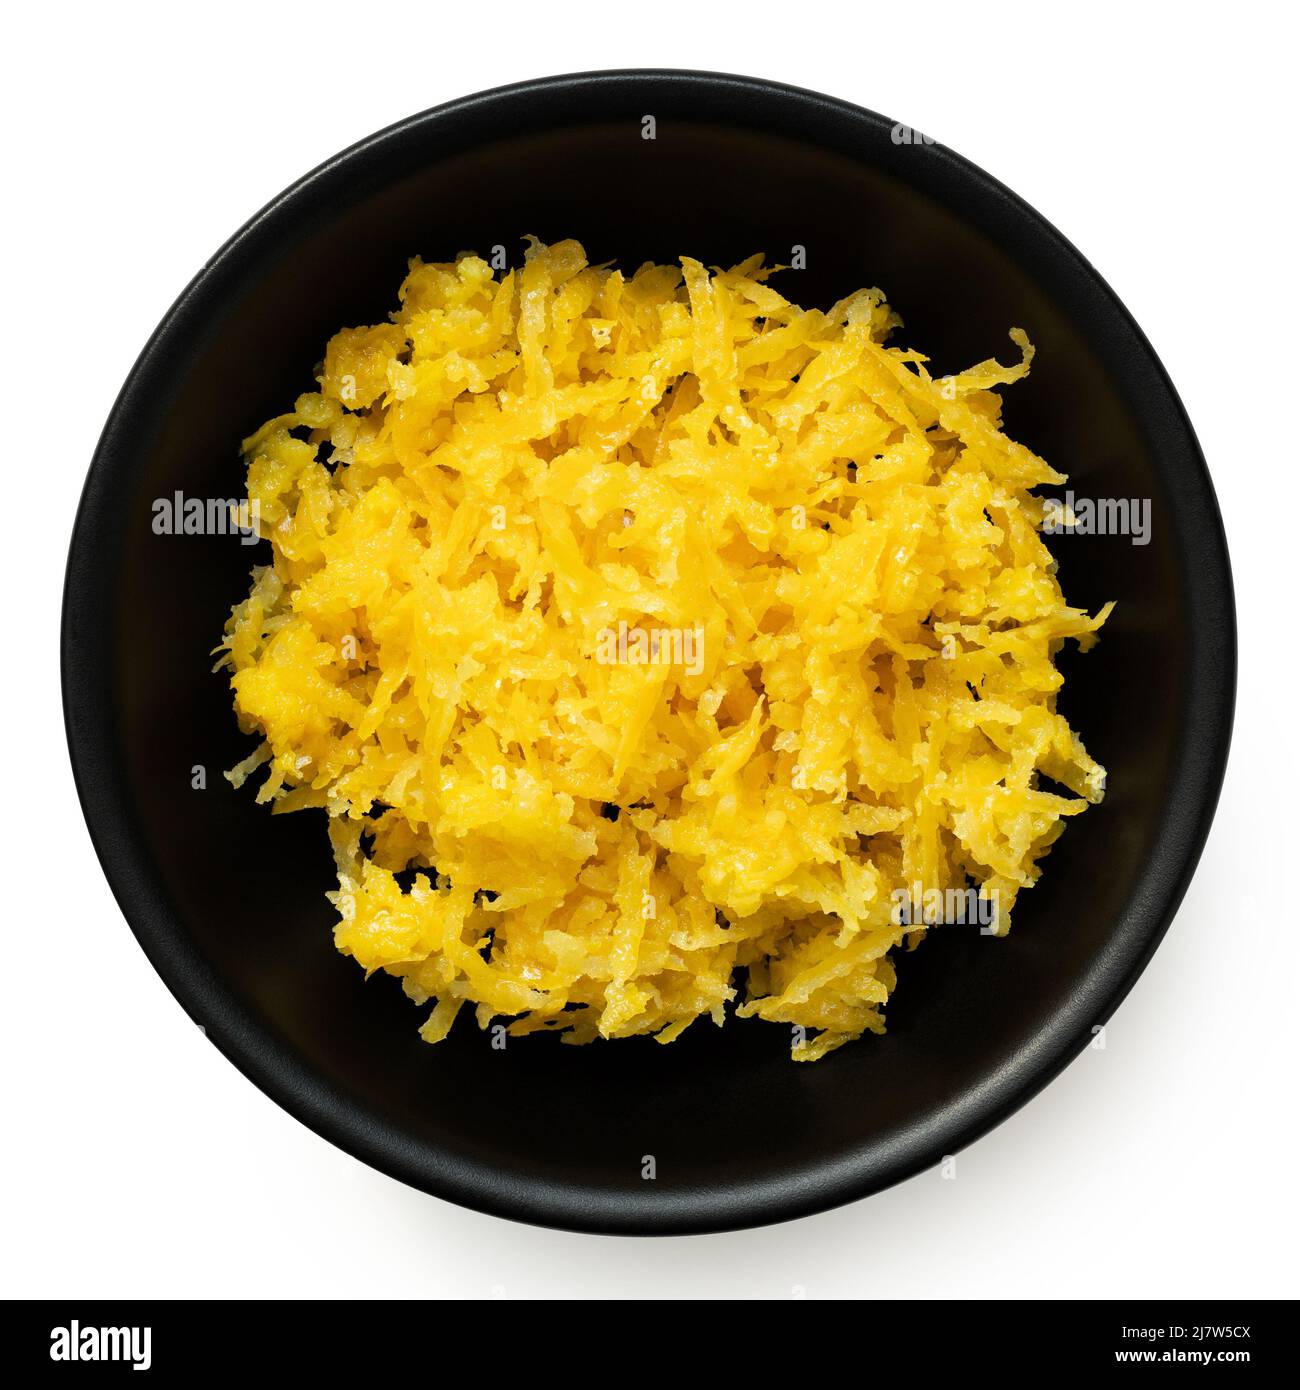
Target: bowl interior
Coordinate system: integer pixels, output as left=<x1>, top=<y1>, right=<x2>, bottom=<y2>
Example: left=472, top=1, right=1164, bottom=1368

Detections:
left=65, top=78, right=1231, bottom=1233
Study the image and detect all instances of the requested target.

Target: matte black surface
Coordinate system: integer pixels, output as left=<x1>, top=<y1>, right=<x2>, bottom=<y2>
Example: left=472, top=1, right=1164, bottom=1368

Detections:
left=62, top=70, right=1235, bottom=1235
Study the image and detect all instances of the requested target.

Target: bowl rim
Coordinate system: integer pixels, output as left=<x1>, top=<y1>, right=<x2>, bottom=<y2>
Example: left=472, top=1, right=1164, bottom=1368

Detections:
left=62, top=67, right=1236, bottom=1236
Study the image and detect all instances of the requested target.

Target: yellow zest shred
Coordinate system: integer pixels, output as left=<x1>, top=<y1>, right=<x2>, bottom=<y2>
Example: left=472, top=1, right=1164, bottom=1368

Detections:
left=218, top=238, right=1110, bottom=1062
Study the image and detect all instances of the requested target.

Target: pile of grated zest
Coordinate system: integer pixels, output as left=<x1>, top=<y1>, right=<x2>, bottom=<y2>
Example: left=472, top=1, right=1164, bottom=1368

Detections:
left=218, top=238, right=1110, bottom=1061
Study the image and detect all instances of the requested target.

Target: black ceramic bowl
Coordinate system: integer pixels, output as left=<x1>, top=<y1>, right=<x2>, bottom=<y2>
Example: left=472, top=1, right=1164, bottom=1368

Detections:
left=63, top=69, right=1234, bottom=1235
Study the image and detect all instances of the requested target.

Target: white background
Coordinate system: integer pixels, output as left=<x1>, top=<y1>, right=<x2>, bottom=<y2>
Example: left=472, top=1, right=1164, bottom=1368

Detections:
left=4, top=1, right=1295, bottom=1300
